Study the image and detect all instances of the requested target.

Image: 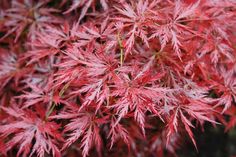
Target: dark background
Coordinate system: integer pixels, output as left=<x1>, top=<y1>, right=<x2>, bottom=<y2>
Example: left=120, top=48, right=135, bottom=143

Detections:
left=177, top=124, right=236, bottom=157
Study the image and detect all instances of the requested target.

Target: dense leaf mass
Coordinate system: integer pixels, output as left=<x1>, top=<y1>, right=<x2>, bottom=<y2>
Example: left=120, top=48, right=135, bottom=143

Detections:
left=0, top=0, right=236, bottom=157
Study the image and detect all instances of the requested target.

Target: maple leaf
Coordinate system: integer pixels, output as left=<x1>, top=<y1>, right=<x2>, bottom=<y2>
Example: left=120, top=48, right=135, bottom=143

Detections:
left=64, top=0, right=108, bottom=22
left=17, top=80, right=67, bottom=109
left=73, top=18, right=117, bottom=50
left=150, top=0, right=200, bottom=58
left=0, top=48, right=31, bottom=92
left=1, top=0, right=61, bottom=42
left=0, top=106, right=64, bottom=157
left=203, top=0, right=236, bottom=41
left=224, top=106, right=236, bottom=131
left=211, top=65, right=236, bottom=113
left=23, top=25, right=70, bottom=65
left=110, top=58, right=170, bottom=134
left=151, top=130, right=180, bottom=156
left=108, top=116, right=133, bottom=149
left=114, top=0, right=160, bottom=54
left=56, top=44, right=118, bottom=112
left=163, top=78, right=218, bottom=149
left=210, top=41, right=235, bottom=65
left=0, top=49, right=18, bottom=90
left=164, top=98, right=217, bottom=150
left=50, top=104, right=106, bottom=157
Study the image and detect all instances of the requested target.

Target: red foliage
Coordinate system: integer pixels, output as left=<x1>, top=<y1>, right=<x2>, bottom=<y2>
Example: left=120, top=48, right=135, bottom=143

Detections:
left=0, top=0, right=236, bottom=157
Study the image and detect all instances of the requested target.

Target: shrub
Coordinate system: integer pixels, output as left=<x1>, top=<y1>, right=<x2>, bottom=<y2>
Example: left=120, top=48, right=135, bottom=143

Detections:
left=0, top=0, right=236, bottom=157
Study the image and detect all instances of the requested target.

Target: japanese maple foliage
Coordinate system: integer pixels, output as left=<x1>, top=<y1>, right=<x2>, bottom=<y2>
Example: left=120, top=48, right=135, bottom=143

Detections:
left=0, top=0, right=236, bottom=157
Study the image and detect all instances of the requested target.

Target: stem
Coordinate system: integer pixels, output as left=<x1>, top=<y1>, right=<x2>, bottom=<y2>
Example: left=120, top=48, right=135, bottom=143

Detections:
left=117, top=32, right=124, bottom=66
left=46, top=103, right=56, bottom=119
left=45, top=81, right=71, bottom=119
left=59, top=81, right=71, bottom=97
